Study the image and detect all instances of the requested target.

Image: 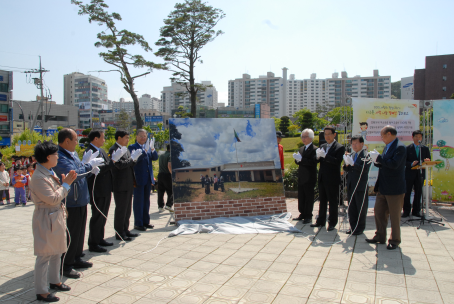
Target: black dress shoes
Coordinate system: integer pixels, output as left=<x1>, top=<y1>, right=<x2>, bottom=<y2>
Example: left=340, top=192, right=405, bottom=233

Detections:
left=365, top=238, right=385, bottom=244
left=412, top=212, right=422, bottom=217
left=73, top=260, right=93, bottom=269
left=116, top=235, right=132, bottom=241
left=126, top=232, right=139, bottom=237
left=36, top=294, right=59, bottom=302
left=63, top=269, right=81, bottom=279
left=327, top=225, right=335, bottom=231
left=401, top=212, right=410, bottom=218
left=310, top=223, right=325, bottom=228
left=293, top=214, right=304, bottom=221
left=50, top=283, right=71, bottom=291
left=302, top=219, right=312, bottom=224
left=134, top=226, right=147, bottom=231
left=99, top=240, right=114, bottom=247
left=145, top=224, right=154, bottom=229
left=89, top=245, right=107, bottom=253
left=387, top=243, right=399, bottom=250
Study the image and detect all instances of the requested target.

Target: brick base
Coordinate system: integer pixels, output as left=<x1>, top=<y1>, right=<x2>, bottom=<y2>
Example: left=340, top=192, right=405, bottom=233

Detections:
left=174, top=196, right=287, bottom=221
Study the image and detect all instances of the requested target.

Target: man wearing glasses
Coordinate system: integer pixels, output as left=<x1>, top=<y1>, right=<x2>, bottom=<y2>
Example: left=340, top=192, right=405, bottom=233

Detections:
left=311, top=127, right=345, bottom=231
left=293, top=129, right=318, bottom=224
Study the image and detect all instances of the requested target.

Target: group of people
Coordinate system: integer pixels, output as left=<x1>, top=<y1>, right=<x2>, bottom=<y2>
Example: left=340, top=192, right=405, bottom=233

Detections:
left=292, top=125, right=430, bottom=250
left=0, top=156, right=36, bottom=206
left=28, top=128, right=173, bottom=302
left=200, top=174, right=225, bottom=194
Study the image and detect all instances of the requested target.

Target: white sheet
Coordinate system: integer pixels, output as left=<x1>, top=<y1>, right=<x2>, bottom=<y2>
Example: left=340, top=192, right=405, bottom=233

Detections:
left=169, top=213, right=300, bottom=237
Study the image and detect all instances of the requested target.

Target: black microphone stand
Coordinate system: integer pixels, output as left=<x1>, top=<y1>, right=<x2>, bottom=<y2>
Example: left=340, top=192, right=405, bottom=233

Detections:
left=404, top=141, right=444, bottom=228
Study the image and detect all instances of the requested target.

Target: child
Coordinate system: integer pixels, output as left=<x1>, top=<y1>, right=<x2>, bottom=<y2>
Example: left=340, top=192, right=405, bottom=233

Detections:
left=25, top=164, right=34, bottom=201
left=12, top=165, right=27, bottom=206
left=0, top=162, right=10, bottom=205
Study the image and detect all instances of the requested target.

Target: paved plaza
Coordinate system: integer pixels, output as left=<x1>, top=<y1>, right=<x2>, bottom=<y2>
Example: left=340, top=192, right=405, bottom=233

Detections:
left=1, top=192, right=454, bottom=304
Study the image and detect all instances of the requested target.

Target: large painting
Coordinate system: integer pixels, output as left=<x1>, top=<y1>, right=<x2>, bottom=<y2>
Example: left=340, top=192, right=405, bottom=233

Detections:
left=170, top=118, right=285, bottom=204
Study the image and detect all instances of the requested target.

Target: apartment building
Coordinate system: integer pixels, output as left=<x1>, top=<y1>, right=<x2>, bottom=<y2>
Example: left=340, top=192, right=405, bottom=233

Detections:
left=138, top=94, right=162, bottom=111
left=414, top=54, right=454, bottom=100
left=161, top=81, right=218, bottom=114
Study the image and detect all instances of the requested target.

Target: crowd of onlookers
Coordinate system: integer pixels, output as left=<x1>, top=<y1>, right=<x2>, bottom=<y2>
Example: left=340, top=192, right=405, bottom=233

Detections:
left=0, top=155, right=37, bottom=206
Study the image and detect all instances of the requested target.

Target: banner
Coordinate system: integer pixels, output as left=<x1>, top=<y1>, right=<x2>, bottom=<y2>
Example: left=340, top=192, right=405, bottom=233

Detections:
left=352, top=98, right=419, bottom=186
left=432, top=100, right=454, bottom=202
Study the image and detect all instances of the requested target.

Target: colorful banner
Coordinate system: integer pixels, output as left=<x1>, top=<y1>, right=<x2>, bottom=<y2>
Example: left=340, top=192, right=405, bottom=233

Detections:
left=432, top=100, right=454, bottom=202
left=352, top=98, right=420, bottom=186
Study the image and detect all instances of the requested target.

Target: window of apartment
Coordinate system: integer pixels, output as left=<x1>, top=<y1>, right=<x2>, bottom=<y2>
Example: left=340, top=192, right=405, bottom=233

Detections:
left=443, top=87, right=447, bottom=91
left=443, top=64, right=448, bottom=69
left=443, top=76, right=447, bottom=81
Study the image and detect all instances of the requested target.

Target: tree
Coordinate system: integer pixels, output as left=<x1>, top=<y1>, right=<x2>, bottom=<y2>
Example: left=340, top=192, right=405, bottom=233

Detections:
left=155, top=0, right=225, bottom=117
left=72, top=0, right=163, bottom=130
left=117, top=109, right=130, bottom=131
left=288, top=125, right=299, bottom=136
left=169, top=123, right=191, bottom=169
left=279, top=116, right=291, bottom=135
left=326, top=106, right=353, bottom=126
left=105, top=126, right=116, bottom=140
left=273, top=118, right=281, bottom=131
left=300, top=112, right=314, bottom=130
left=440, top=146, right=454, bottom=171
left=435, top=159, right=445, bottom=172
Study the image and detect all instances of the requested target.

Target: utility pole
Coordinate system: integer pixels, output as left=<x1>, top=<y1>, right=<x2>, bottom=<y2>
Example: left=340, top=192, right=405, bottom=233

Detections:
left=24, top=56, right=49, bottom=132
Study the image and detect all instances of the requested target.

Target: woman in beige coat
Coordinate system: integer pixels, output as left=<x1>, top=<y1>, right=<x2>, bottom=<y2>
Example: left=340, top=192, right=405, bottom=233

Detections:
left=30, top=142, right=77, bottom=302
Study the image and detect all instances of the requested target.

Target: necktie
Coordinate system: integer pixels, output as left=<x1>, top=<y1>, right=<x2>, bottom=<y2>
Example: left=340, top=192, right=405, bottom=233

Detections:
left=415, top=145, right=420, bottom=158
left=383, top=146, right=388, bottom=156
left=354, top=153, right=358, bottom=162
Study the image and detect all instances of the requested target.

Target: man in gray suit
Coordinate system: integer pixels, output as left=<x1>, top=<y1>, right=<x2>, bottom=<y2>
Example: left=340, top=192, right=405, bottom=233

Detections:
left=367, top=125, right=407, bottom=250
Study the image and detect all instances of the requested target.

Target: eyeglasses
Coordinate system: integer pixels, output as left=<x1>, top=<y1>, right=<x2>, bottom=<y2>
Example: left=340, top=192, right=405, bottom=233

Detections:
left=301, top=136, right=309, bottom=139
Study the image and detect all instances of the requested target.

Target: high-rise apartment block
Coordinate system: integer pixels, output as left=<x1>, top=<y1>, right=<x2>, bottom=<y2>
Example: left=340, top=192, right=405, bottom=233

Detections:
left=63, top=72, right=108, bottom=129
left=138, top=94, right=162, bottom=111
left=228, top=69, right=391, bottom=117
left=228, top=71, right=285, bottom=118
left=414, top=54, right=454, bottom=100
left=401, top=76, right=414, bottom=100
left=161, top=81, right=218, bottom=114
left=0, top=70, right=12, bottom=146
left=112, top=98, right=134, bottom=112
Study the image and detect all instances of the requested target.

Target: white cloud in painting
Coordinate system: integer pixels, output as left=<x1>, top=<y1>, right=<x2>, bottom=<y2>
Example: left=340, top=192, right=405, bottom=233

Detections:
left=171, top=118, right=280, bottom=168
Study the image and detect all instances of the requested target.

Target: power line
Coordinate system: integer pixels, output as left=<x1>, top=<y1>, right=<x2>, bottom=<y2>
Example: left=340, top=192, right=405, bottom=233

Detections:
left=0, top=65, right=33, bottom=70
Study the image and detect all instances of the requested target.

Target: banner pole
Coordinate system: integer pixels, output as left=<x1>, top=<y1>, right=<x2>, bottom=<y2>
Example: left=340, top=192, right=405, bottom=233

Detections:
left=235, top=140, right=240, bottom=190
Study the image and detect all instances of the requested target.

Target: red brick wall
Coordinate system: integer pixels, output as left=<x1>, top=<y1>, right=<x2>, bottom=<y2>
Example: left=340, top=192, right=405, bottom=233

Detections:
left=174, top=196, right=287, bottom=221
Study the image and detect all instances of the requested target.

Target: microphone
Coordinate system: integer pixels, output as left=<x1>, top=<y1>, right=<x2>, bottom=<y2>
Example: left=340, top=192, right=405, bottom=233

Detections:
left=418, top=140, right=422, bottom=143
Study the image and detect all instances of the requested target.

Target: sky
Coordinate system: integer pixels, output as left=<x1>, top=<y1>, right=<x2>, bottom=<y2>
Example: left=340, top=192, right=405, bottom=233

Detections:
left=2, top=0, right=454, bottom=106
left=171, top=118, right=280, bottom=168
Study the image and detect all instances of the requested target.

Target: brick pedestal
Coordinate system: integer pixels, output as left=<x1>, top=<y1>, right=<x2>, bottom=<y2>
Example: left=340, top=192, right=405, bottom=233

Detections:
left=174, top=196, right=287, bottom=221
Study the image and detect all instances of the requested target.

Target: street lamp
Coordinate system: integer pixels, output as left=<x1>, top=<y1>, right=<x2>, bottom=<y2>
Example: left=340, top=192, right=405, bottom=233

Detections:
left=11, top=100, right=25, bottom=132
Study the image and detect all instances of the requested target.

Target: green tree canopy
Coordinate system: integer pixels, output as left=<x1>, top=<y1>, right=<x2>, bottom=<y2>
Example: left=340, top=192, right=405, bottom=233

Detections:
left=326, top=106, right=353, bottom=125
left=169, top=123, right=191, bottom=169
left=72, top=0, right=163, bottom=130
left=279, top=116, right=291, bottom=135
left=155, top=0, right=225, bottom=117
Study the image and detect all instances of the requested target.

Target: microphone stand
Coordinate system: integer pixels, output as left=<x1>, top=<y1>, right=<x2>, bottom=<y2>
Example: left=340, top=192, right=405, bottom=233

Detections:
left=404, top=141, right=444, bottom=228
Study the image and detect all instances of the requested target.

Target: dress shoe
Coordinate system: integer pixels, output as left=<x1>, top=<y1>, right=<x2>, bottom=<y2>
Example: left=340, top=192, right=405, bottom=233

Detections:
left=387, top=243, right=399, bottom=250
left=401, top=212, right=410, bottom=218
left=145, top=224, right=154, bottom=229
left=89, top=245, right=107, bottom=253
left=36, top=294, right=59, bottom=302
left=303, top=219, right=312, bottom=224
left=99, top=240, right=114, bottom=247
left=126, top=232, right=139, bottom=237
left=116, top=235, right=132, bottom=241
left=365, top=238, right=385, bottom=244
left=50, top=283, right=71, bottom=291
left=327, top=225, right=335, bottom=231
left=63, top=269, right=81, bottom=279
left=412, top=212, right=422, bottom=217
left=346, top=230, right=352, bottom=234
left=134, top=226, right=147, bottom=231
left=73, top=260, right=93, bottom=269
left=310, top=223, right=325, bottom=228
left=293, top=214, right=304, bottom=221
left=80, top=253, right=85, bottom=257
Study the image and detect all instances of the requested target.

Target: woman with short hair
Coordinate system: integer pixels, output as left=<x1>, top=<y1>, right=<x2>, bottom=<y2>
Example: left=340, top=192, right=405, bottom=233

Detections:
left=31, top=142, right=77, bottom=302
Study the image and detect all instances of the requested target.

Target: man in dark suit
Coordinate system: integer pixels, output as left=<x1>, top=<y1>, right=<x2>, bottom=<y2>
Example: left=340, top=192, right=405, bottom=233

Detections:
left=403, top=130, right=431, bottom=218
left=367, top=125, right=406, bottom=250
left=86, top=130, right=115, bottom=253
left=293, top=128, right=318, bottom=224
left=311, top=127, right=345, bottom=231
left=343, top=135, right=371, bottom=235
left=129, top=129, right=158, bottom=231
left=109, top=130, right=139, bottom=241
left=53, top=129, right=104, bottom=278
